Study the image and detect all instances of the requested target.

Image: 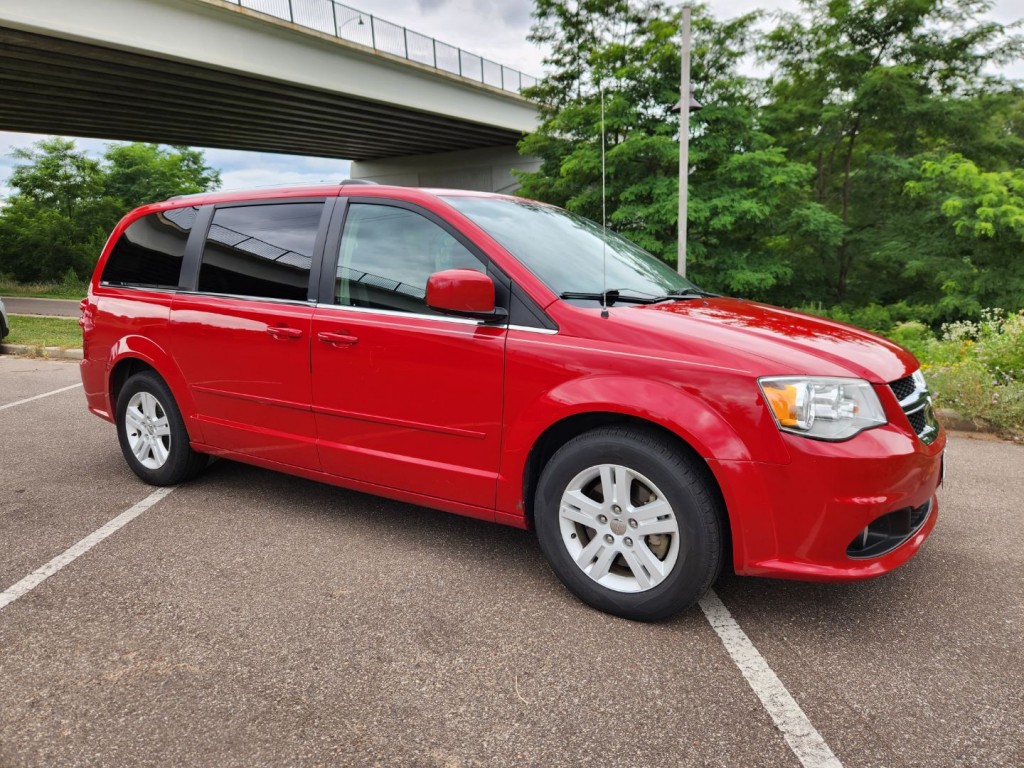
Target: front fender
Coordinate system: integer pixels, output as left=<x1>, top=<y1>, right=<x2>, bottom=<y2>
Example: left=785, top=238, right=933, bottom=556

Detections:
left=537, top=374, right=755, bottom=460
left=496, top=372, right=789, bottom=519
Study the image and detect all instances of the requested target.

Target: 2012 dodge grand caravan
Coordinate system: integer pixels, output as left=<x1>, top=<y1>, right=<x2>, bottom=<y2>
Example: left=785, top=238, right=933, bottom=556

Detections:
left=81, top=183, right=945, bottom=620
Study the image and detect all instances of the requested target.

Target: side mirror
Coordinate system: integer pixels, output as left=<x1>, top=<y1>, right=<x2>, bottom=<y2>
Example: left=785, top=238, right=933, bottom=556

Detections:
left=426, top=269, right=507, bottom=323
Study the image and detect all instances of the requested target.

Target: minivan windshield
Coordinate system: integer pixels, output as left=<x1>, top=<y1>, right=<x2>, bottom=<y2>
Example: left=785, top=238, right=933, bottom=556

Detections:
left=443, top=196, right=701, bottom=301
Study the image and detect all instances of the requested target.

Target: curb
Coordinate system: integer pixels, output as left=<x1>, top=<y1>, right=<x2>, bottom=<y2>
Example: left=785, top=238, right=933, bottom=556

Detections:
left=936, top=408, right=988, bottom=433
left=0, top=343, right=83, bottom=360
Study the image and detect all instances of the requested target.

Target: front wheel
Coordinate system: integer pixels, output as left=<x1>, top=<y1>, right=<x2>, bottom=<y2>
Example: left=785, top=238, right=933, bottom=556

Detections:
left=115, top=371, right=207, bottom=486
left=534, top=426, right=723, bottom=621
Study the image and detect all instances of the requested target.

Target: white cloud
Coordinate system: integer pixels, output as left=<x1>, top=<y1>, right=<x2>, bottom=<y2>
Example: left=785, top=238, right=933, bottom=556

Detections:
left=365, top=0, right=543, bottom=74
left=218, top=164, right=352, bottom=191
left=199, top=147, right=351, bottom=190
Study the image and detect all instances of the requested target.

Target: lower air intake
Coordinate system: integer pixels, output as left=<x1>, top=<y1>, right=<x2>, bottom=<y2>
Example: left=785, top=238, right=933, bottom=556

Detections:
left=846, top=501, right=931, bottom=559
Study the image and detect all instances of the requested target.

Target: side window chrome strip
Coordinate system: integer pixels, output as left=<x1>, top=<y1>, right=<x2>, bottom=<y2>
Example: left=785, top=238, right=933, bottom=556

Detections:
left=178, top=291, right=315, bottom=307
left=315, top=303, right=501, bottom=327
left=508, top=324, right=558, bottom=335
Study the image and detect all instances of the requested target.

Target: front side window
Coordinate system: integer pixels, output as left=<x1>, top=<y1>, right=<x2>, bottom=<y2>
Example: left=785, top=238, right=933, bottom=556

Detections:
left=335, top=203, right=485, bottom=314
left=198, top=202, right=324, bottom=301
left=101, top=207, right=197, bottom=289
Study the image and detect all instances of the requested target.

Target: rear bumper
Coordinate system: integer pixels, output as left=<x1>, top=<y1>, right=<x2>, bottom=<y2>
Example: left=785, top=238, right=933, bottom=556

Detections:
left=711, top=424, right=945, bottom=581
left=80, top=357, right=113, bottom=422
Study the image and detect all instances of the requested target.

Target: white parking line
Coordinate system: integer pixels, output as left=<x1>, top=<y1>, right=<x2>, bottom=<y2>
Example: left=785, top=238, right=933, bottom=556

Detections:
left=0, top=383, right=83, bottom=411
left=699, top=590, right=843, bottom=768
left=0, top=487, right=174, bottom=612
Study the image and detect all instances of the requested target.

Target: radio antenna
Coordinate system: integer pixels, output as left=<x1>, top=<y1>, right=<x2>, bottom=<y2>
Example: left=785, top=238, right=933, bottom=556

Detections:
left=600, top=83, right=609, bottom=319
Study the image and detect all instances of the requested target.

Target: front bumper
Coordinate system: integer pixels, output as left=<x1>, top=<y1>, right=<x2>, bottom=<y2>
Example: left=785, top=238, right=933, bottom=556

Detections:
left=710, top=422, right=945, bottom=581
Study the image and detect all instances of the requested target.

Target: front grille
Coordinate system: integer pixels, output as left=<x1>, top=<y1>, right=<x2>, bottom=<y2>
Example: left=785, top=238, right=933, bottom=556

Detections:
left=889, top=372, right=939, bottom=445
left=889, top=374, right=916, bottom=402
left=907, top=408, right=928, bottom=435
left=847, top=500, right=932, bottom=558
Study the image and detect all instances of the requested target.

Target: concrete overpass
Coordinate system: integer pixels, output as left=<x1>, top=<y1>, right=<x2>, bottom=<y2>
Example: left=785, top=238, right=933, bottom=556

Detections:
left=0, top=0, right=540, bottom=191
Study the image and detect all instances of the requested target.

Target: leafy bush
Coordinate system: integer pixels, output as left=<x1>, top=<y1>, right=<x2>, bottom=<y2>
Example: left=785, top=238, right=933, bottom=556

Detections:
left=914, top=309, right=1024, bottom=440
left=796, top=301, right=934, bottom=335
left=61, top=266, right=87, bottom=295
left=924, top=362, right=1024, bottom=440
left=970, top=309, right=1024, bottom=380
left=886, top=321, right=934, bottom=359
left=0, top=138, right=219, bottom=283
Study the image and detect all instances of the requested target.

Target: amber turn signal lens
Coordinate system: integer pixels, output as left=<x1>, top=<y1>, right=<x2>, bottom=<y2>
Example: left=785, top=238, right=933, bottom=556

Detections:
left=763, top=384, right=799, bottom=426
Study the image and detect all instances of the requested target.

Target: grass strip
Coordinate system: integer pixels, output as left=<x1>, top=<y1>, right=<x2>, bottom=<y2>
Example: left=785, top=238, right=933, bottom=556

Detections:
left=4, top=315, right=82, bottom=349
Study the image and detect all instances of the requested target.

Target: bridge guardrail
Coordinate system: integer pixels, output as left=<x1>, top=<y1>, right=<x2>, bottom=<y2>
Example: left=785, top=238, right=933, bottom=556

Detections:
left=227, top=0, right=538, bottom=95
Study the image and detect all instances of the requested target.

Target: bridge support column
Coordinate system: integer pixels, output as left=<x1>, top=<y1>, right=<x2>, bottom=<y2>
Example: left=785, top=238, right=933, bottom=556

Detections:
left=350, top=146, right=540, bottom=194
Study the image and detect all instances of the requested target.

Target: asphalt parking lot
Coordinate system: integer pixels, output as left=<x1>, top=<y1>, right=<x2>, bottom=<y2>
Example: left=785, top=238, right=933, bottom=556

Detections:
left=1, top=356, right=1022, bottom=767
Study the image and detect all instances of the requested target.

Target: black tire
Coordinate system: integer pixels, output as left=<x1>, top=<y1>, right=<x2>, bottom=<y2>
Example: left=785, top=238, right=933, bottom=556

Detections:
left=115, top=371, right=207, bottom=486
left=534, top=426, right=723, bottom=621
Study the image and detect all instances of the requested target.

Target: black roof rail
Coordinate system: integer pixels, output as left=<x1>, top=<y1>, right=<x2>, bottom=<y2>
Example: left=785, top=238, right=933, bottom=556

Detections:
left=339, top=179, right=379, bottom=186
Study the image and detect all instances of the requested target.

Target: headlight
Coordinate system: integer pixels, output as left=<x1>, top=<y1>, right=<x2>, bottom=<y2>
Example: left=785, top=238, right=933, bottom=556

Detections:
left=758, top=376, right=887, bottom=441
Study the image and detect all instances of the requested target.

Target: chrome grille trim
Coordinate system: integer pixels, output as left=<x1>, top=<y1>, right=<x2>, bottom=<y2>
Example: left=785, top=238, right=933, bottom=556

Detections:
left=889, top=370, right=939, bottom=444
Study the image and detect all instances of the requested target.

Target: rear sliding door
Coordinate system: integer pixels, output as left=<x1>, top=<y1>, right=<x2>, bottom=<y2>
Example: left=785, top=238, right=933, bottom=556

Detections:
left=170, top=199, right=330, bottom=470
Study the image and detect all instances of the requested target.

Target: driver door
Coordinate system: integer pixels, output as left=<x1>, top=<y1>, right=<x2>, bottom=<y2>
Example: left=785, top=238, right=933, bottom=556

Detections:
left=310, top=200, right=507, bottom=509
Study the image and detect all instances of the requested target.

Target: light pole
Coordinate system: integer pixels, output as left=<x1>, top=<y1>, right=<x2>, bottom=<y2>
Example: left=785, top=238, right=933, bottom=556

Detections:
left=338, top=13, right=365, bottom=37
left=675, top=4, right=701, bottom=278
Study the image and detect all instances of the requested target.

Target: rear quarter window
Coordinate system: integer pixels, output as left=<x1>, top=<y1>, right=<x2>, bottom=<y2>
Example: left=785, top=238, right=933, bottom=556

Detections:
left=101, top=207, right=197, bottom=289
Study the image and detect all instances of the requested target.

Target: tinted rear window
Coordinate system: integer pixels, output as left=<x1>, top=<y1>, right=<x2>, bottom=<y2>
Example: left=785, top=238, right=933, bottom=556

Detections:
left=198, top=203, right=324, bottom=302
left=101, top=207, right=197, bottom=288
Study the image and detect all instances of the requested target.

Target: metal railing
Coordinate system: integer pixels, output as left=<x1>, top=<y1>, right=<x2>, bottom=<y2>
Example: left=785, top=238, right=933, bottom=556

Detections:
left=226, top=0, right=538, bottom=95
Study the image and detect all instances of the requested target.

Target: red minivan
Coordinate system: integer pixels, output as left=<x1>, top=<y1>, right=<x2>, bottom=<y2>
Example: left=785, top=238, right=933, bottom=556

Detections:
left=81, top=182, right=944, bottom=620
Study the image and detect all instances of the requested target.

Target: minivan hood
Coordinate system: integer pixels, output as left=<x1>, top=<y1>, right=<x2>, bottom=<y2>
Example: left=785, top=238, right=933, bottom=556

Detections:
left=624, top=298, right=916, bottom=383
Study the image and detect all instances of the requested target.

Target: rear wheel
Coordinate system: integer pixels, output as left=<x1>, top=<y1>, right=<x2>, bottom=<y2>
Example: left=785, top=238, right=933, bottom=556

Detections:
left=534, top=426, right=722, bottom=621
left=115, top=371, right=206, bottom=485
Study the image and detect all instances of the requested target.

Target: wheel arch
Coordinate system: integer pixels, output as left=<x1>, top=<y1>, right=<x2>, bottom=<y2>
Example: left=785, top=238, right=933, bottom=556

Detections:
left=106, top=337, right=203, bottom=442
left=520, top=411, right=733, bottom=571
left=109, top=357, right=156, bottom=407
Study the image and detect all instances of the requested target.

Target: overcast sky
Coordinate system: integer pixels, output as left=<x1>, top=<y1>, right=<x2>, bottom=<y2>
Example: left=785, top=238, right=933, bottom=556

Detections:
left=1, top=0, right=1021, bottom=200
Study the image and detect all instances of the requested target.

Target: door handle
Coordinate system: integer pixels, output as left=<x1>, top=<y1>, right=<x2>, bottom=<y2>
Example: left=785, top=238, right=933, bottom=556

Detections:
left=267, top=325, right=303, bottom=340
left=318, top=330, right=359, bottom=348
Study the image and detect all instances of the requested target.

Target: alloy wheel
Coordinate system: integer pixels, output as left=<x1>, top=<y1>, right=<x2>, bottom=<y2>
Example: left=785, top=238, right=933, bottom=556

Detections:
left=124, top=391, right=171, bottom=470
left=558, top=463, right=681, bottom=593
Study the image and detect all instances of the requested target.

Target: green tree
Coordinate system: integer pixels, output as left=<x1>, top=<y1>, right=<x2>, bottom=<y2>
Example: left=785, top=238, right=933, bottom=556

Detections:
left=104, top=143, right=220, bottom=209
left=516, top=2, right=839, bottom=299
left=759, top=0, right=1022, bottom=305
left=0, top=139, right=220, bottom=282
left=905, top=153, right=1024, bottom=313
left=6, top=138, right=107, bottom=222
left=0, top=138, right=120, bottom=281
left=684, top=12, right=843, bottom=296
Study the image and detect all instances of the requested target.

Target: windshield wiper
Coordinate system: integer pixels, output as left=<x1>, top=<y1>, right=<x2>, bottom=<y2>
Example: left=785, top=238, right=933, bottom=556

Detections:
left=560, top=287, right=719, bottom=306
left=660, top=288, right=718, bottom=300
left=559, top=289, right=663, bottom=306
